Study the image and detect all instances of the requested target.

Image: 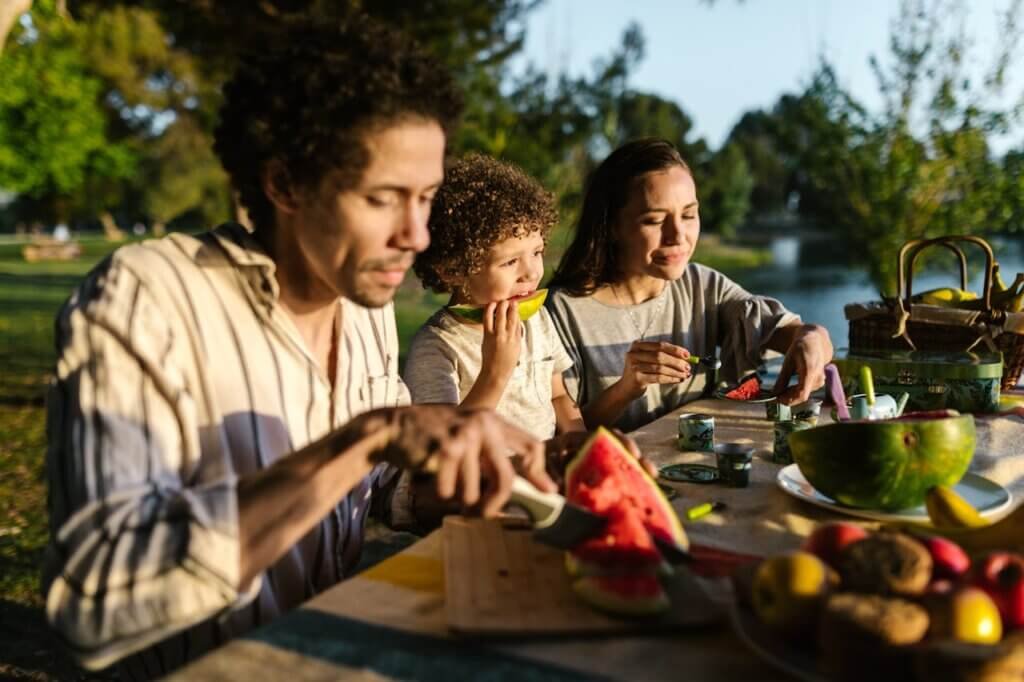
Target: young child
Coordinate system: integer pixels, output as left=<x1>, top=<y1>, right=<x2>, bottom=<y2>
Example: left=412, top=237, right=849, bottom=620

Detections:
left=404, top=153, right=584, bottom=440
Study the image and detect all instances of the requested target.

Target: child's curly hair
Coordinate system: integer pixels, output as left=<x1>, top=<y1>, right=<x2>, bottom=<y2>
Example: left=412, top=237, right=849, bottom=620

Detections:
left=415, top=154, right=558, bottom=294
left=213, top=14, right=462, bottom=233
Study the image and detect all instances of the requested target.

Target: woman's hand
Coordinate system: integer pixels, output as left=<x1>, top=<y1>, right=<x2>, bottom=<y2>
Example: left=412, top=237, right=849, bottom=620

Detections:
left=771, top=324, right=834, bottom=405
left=617, top=340, right=693, bottom=398
left=369, top=405, right=555, bottom=517
left=480, top=299, right=522, bottom=382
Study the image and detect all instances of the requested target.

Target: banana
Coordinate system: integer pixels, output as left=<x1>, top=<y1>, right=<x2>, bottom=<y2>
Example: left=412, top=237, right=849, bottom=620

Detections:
left=903, top=501, right=1024, bottom=555
left=913, top=287, right=978, bottom=307
left=925, top=485, right=990, bottom=529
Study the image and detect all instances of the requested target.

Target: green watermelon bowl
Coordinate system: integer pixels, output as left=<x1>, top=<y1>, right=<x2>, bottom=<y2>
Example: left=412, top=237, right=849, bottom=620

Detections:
left=787, top=411, right=977, bottom=511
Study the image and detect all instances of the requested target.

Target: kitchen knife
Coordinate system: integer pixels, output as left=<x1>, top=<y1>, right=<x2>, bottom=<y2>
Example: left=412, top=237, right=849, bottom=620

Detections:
left=508, top=476, right=607, bottom=550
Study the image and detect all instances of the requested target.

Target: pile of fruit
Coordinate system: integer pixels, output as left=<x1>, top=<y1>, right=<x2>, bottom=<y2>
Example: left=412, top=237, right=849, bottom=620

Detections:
left=746, top=508, right=1024, bottom=681
left=563, top=427, right=688, bottom=616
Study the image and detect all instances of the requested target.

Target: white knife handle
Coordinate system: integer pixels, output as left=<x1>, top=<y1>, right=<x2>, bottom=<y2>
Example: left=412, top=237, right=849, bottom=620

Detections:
left=509, top=476, right=565, bottom=528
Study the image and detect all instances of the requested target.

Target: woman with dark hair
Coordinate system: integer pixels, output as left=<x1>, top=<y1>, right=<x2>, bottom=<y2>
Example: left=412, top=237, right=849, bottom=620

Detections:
left=547, top=138, right=833, bottom=431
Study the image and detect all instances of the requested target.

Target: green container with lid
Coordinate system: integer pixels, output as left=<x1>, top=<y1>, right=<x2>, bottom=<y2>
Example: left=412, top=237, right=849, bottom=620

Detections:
left=833, top=349, right=1002, bottom=414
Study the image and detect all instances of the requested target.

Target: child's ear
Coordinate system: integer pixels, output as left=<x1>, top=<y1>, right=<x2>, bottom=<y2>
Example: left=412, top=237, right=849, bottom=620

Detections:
left=436, top=264, right=463, bottom=291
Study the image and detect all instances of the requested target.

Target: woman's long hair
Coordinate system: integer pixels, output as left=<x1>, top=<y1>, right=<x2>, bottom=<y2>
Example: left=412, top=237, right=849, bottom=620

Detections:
left=549, top=138, right=690, bottom=296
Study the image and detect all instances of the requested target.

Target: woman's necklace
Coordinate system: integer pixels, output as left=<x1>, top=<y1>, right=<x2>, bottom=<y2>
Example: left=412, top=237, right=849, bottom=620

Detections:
left=611, top=281, right=667, bottom=340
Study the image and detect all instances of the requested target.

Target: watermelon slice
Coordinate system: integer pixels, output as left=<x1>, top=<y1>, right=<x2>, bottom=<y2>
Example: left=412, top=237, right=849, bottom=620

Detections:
left=724, top=375, right=762, bottom=401
left=563, top=427, right=687, bottom=616
left=571, top=574, right=670, bottom=616
left=565, top=428, right=687, bottom=550
left=447, top=289, right=548, bottom=323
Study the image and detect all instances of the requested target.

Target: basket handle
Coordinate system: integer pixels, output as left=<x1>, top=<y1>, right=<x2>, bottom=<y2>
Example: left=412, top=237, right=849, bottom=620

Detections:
left=897, top=236, right=994, bottom=313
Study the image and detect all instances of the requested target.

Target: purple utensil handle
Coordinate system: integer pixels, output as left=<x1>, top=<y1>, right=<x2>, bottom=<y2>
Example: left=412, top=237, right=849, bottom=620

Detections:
left=825, top=363, right=850, bottom=421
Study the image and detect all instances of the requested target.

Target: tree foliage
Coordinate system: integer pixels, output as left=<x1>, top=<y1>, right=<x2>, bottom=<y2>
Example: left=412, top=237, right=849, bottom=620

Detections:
left=724, top=0, right=1024, bottom=289
left=0, top=1, right=135, bottom=221
left=3, top=0, right=1022, bottom=295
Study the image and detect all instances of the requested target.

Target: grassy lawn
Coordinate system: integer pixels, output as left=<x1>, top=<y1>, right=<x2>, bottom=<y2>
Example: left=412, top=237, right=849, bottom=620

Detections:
left=0, top=230, right=769, bottom=679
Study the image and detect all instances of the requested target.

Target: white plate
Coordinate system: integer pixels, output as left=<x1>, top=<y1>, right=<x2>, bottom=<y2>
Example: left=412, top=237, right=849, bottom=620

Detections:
left=776, top=463, right=1012, bottom=523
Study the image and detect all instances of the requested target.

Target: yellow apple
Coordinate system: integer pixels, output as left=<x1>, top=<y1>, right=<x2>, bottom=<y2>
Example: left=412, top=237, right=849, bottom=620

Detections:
left=927, top=586, right=1003, bottom=645
left=752, top=551, right=833, bottom=634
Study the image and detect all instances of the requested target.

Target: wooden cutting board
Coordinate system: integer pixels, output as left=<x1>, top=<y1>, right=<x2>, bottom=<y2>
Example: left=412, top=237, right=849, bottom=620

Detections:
left=442, top=516, right=725, bottom=636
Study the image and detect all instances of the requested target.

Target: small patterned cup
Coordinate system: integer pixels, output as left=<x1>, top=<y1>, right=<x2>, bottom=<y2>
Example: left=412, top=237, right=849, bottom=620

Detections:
left=767, top=399, right=822, bottom=425
left=678, top=413, right=715, bottom=452
left=772, top=419, right=813, bottom=464
left=715, top=442, right=754, bottom=488
left=791, top=399, right=822, bottom=426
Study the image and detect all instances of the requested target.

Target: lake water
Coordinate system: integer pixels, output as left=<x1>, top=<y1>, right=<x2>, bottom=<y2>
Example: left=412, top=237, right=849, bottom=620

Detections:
left=730, top=235, right=1024, bottom=355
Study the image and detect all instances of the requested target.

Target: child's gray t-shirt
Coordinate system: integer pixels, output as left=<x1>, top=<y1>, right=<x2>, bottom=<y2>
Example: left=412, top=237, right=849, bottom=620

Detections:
left=403, top=307, right=574, bottom=440
left=546, top=263, right=801, bottom=432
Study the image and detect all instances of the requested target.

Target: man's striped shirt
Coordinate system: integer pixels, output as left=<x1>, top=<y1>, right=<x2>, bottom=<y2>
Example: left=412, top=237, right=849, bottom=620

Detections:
left=43, top=223, right=409, bottom=678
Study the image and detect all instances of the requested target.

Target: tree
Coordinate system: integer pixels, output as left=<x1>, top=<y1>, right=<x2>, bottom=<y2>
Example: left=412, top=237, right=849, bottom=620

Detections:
left=698, top=142, right=754, bottom=239
left=767, top=0, right=1023, bottom=290
left=725, top=110, right=790, bottom=215
left=0, top=1, right=135, bottom=227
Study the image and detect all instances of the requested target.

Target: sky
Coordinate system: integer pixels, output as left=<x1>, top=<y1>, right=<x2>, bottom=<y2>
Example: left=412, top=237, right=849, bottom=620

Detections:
left=518, top=0, right=1020, bottom=151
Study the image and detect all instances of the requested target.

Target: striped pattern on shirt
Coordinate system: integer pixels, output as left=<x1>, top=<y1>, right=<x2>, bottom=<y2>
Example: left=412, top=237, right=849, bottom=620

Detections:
left=43, top=223, right=409, bottom=679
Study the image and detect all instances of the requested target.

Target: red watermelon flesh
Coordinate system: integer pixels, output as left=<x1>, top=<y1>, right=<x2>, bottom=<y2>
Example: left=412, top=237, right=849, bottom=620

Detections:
left=565, top=428, right=687, bottom=549
left=564, top=428, right=686, bottom=616
left=569, top=505, right=662, bottom=570
left=725, top=375, right=761, bottom=400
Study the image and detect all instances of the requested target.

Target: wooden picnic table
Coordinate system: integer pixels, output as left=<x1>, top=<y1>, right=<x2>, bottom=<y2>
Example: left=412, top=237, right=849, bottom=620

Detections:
left=169, top=398, right=1024, bottom=681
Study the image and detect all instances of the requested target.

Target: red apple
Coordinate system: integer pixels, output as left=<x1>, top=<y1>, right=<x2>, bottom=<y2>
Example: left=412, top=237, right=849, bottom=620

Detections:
left=801, top=522, right=869, bottom=569
left=973, top=552, right=1024, bottom=630
left=919, top=535, right=972, bottom=582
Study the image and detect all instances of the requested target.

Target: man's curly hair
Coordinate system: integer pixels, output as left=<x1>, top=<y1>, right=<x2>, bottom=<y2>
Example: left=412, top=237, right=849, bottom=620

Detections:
left=213, top=15, right=463, bottom=232
left=415, top=154, right=558, bottom=294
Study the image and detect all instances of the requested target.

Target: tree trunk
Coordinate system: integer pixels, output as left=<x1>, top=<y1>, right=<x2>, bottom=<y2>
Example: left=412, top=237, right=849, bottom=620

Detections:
left=99, top=211, right=124, bottom=241
left=152, top=221, right=166, bottom=237
left=0, top=0, right=32, bottom=54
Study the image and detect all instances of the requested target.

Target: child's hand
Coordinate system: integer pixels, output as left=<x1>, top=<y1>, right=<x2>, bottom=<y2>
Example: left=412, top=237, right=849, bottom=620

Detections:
left=480, top=299, right=522, bottom=381
left=618, top=341, right=693, bottom=398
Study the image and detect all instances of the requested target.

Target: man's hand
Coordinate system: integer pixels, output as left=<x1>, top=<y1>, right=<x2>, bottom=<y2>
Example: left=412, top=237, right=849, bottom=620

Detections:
left=771, top=324, right=834, bottom=405
left=480, top=299, right=522, bottom=382
left=369, top=405, right=554, bottom=517
left=543, top=429, right=658, bottom=488
left=616, top=341, right=693, bottom=399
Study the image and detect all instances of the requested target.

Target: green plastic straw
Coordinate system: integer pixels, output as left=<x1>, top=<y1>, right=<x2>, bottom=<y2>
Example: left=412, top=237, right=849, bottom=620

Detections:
left=860, top=365, right=876, bottom=406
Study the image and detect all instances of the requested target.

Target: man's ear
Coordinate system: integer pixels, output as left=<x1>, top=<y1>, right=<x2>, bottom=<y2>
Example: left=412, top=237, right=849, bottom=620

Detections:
left=261, top=160, right=300, bottom=214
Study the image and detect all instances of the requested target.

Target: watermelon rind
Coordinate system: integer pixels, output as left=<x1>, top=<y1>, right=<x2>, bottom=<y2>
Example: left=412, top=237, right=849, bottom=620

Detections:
left=571, top=575, right=670, bottom=616
left=565, top=553, right=673, bottom=579
left=447, top=289, right=548, bottom=323
left=789, top=413, right=976, bottom=511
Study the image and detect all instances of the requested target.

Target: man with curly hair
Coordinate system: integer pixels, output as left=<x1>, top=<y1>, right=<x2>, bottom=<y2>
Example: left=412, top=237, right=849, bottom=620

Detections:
left=405, top=153, right=585, bottom=440
left=42, top=17, right=556, bottom=678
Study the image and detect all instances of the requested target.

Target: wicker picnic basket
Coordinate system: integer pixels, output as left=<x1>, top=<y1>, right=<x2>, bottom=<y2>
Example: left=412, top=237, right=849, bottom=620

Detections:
left=845, top=235, right=1024, bottom=391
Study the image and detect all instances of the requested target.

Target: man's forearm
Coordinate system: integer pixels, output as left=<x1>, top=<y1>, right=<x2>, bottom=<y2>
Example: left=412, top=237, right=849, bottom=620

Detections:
left=235, top=412, right=390, bottom=588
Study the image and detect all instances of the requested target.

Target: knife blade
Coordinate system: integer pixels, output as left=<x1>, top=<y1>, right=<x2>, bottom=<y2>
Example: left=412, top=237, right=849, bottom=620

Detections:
left=508, top=476, right=607, bottom=550
left=652, top=534, right=693, bottom=564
